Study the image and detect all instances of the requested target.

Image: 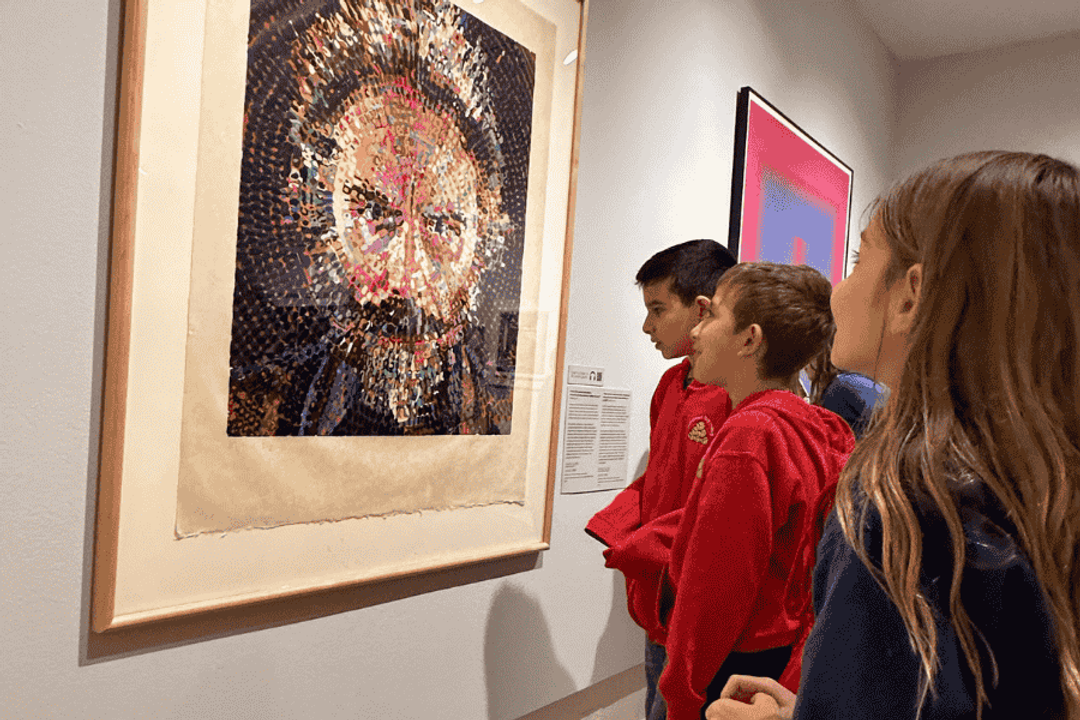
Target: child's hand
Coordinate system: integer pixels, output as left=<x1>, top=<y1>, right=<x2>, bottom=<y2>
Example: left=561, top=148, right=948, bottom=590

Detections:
left=704, top=675, right=796, bottom=720
left=704, top=694, right=781, bottom=720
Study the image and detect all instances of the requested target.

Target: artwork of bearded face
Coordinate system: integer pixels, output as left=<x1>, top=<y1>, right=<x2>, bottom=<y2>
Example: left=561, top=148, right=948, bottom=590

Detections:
left=226, top=0, right=535, bottom=436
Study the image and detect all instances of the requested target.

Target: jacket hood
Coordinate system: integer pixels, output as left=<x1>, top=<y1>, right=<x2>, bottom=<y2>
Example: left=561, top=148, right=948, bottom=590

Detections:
left=737, top=389, right=855, bottom=478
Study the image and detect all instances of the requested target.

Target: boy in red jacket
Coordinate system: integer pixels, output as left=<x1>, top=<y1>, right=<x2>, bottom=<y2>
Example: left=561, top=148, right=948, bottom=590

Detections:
left=587, top=239, right=737, bottom=720
left=658, top=263, right=854, bottom=720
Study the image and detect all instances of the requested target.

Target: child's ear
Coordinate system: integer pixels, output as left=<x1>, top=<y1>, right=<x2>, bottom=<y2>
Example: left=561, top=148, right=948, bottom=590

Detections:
left=740, top=323, right=766, bottom=357
left=695, top=296, right=711, bottom=318
left=888, top=263, right=923, bottom=335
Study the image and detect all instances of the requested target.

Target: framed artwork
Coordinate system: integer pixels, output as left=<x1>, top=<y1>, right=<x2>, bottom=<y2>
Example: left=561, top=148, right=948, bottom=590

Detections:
left=92, top=0, right=588, bottom=631
left=728, top=86, right=853, bottom=284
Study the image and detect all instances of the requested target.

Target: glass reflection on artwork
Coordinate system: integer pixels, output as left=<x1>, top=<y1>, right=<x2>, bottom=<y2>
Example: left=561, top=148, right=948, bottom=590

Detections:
left=227, top=0, right=535, bottom=436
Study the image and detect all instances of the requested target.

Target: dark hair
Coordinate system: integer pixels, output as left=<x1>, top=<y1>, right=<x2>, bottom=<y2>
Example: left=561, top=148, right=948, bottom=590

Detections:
left=806, top=333, right=841, bottom=406
left=635, top=239, right=737, bottom=305
left=718, top=262, right=835, bottom=392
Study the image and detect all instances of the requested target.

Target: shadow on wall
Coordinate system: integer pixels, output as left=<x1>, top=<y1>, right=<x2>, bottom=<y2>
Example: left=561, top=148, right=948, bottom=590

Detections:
left=485, top=583, right=576, bottom=720
left=590, top=570, right=644, bottom=684
left=81, top=552, right=542, bottom=663
left=589, top=449, right=648, bottom=682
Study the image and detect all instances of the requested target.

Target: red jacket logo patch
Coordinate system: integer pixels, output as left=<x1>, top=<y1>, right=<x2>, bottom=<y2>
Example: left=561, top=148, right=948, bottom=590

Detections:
left=688, top=418, right=710, bottom=445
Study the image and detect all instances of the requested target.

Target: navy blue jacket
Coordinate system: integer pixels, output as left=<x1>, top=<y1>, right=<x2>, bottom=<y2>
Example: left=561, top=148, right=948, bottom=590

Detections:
left=819, top=372, right=885, bottom=439
left=795, top=480, right=1065, bottom=719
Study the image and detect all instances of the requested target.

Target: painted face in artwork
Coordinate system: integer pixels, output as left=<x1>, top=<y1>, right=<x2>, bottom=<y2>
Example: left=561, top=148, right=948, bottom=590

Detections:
left=227, top=0, right=534, bottom=437
left=289, top=82, right=509, bottom=428
left=325, top=82, right=503, bottom=331
left=641, top=279, right=700, bottom=360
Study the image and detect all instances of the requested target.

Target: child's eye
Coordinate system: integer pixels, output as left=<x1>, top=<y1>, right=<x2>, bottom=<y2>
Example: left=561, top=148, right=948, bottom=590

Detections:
left=851, top=250, right=861, bottom=265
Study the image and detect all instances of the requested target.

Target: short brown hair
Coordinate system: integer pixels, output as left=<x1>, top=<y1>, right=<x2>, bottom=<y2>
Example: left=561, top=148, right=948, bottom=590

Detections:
left=718, top=262, right=834, bottom=381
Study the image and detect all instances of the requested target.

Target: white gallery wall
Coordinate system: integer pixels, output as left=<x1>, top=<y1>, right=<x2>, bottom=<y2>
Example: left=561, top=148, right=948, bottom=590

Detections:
left=7, top=1, right=1074, bottom=719
left=567, top=0, right=896, bottom=478
left=894, top=30, right=1080, bottom=175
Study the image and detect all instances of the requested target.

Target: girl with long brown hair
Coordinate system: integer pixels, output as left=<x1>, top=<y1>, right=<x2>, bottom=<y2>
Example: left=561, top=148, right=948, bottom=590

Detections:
left=708, top=151, right=1080, bottom=720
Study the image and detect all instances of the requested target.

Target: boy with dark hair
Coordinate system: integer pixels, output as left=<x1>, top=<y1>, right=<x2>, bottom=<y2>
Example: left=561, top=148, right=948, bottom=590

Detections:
left=587, top=239, right=737, bottom=720
left=635, top=240, right=738, bottom=314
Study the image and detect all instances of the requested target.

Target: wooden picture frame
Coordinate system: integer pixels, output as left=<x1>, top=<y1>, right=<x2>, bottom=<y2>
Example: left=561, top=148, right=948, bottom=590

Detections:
left=93, top=0, right=588, bottom=632
left=728, top=86, right=853, bottom=284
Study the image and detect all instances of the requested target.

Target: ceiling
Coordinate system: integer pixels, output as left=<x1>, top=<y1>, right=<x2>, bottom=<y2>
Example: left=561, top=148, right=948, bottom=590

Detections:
left=851, top=0, right=1080, bottom=60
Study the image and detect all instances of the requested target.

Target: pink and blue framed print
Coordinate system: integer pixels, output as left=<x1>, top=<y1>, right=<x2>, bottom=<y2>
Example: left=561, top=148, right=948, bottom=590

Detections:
left=728, top=87, right=853, bottom=284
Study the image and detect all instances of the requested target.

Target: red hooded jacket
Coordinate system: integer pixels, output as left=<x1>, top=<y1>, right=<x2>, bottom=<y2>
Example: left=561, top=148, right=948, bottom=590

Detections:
left=585, top=359, right=732, bottom=643
left=659, top=389, right=854, bottom=720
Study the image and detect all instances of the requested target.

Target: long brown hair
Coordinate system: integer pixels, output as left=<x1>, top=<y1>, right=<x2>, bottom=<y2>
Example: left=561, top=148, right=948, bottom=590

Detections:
left=805, top=333, right=840, bottom=407
left=835, top=151, right=1080, bottom=717
left=718, top=262, right=836, bottom=401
